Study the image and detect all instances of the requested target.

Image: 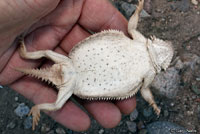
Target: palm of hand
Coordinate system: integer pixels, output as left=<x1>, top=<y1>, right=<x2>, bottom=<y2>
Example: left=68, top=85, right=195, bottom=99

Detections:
left=0, top=0, right=136, bottom=131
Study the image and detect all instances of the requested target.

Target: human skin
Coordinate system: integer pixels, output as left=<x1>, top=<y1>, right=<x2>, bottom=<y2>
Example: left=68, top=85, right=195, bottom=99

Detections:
left=0, top=0, right=136, bottom=131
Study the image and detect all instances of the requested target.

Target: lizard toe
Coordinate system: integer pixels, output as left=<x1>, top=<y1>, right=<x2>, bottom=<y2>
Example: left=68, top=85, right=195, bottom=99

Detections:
left=29, top=105, right=40, bottom=130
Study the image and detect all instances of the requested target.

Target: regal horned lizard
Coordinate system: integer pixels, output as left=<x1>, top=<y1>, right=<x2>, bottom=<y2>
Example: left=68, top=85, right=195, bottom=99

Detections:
left=16, top=0, right=173, bottom=130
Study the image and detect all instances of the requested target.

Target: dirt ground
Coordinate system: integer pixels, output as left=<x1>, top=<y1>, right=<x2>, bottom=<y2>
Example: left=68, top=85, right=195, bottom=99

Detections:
left=136, top=0, right=200, bottom=132
left=0, top=0, right=200, bottom=134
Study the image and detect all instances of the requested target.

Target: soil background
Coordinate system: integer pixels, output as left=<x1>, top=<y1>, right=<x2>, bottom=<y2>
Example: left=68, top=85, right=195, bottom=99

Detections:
left=0, top=0, right=200, bottom=134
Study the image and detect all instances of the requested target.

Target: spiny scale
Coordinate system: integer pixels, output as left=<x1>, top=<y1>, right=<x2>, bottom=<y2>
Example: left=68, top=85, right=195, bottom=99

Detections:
left=15, top=66, right=62, bottom=86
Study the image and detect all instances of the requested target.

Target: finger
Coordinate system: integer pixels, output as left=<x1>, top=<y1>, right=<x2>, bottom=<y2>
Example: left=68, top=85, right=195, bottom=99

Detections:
left=0, top=0, right=85, bottom=85
left=0, top=0, right=60, bottom=38
left=79, top=0, right=128, bottom=34
left=10, top=70, right=90, bottom=131
left=0, top=25, right=68, bottom=85
left=28, top=0, right=84, bottom=34
left=84, top=101, right=121, bottom=128
left=49, top=100, right=90, bottom=131
left=60, top=24, right=91, bottom=53
left=0, top=40, right=18, bottom=73
left=115, top=97, right=137, bottom=115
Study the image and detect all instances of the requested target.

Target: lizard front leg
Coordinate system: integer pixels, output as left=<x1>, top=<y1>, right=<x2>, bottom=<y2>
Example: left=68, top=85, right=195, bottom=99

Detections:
left=140, top=87, right=160, bottom=115
left=140, top=70, right=161, bottom=115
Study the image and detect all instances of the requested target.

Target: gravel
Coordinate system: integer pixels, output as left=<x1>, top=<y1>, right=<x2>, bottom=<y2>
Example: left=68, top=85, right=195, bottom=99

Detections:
left=6, top=121, right=16, bottom=129
left=138, top=129, right=148, bottom=134
left=41, top=123, right=51, bottom=133
left=130, top=109, right=138, bottom=121
left=47, top=130, right=55, bottom=134
left=126, top=121, right=137, bottom=133
left=114, top=1, right=150, bottom=19
left=143, top=107, right=153, bottom=118
left=177, top=0, right=190, bottom=12
left=55, top=127, right=66, bottom=134
left=23, top=116, right=32, bottom=129
left=98, top=129, right=104, bottom=134
left=14, top=103, right=30, bottom=118
left=198, top=36, right=200, bottom=41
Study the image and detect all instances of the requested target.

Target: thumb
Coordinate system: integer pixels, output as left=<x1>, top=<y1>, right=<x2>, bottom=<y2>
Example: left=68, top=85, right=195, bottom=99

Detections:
left=0, top=0, right=60, bottom=57
left=0, top=0, right=60, bottom=34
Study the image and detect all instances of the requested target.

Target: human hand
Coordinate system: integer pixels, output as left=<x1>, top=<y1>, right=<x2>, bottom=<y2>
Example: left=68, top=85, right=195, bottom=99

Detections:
left=0, top=0, right=136, bottom=131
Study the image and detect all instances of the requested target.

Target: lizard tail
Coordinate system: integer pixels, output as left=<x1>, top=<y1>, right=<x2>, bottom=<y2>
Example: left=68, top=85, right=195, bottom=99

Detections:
left=15, top=65, right=63, bottom=86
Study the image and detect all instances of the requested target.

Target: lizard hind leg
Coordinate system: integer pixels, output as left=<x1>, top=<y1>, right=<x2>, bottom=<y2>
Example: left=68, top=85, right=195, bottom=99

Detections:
left=28, top=105, right=40, bottom=130
left=17, top=39, right=76, bottom=86
left=19, top=39, right=70, bottom=63
left=29, top=77, right=76, bottom=130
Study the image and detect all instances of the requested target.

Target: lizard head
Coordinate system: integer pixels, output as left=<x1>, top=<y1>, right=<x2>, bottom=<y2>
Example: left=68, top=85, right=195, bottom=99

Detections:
left=147, top=36, right=174, bottom=73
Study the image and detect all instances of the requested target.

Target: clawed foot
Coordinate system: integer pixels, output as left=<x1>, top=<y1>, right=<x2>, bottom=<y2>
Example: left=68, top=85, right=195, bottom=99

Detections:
left=28, top=105, right=41, bottom=130
left=19, top=39, right=27, bottom=58
left=137, top=0, right=144, bottom=13
left=151, top=103, right=161, bottom=116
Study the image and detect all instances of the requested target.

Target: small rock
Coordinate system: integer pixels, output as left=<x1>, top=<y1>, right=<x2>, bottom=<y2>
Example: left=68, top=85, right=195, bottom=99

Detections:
left=196, top=77, right=200, bottom=81
left=126, top=121, right=137, bottom=133
left=155, top=9, right=162, bottom=13
left=198, top=36, right=200, bottom=41
left=186, top=110, right=194, bottom=116
left=47, top=130, right=55, bottom=134
left=0, top=85, right=3, bottom=88
left=23, top=116, right=32, bottom=129
left=118, top=121, right=123, bottom=126
left=144, top=0, right=152, bottom=14
left=139, top=129, right=148, bottom=134
left=181, top=53, right=200, bottom=70
left=6, top=121, right=16, bottom=129
left=177, top=0, right=190, bottom=12
left=143, top=107, right=153, bottom=118
left=175, top=59, right=184, bottom=70
left=192, top=84, right=200, bottom=95
left=197, top=105, right=200, bottom=120
left=14, top=97, right=19, bottom=101
left=192, top=95, right=196, bottom=99
left=163, top=110, right=169, bottom=117
left=130, top=109, right=138, bottom=121
left=120, top=1, right=136, bottom=18
left=137, top=121, right=145, bottom=129
left=41, top=124, right=51, bottom=133
left=14, top=103, right=30, bottom=118
left=151, top=67, right=180, bottom=98
left=66, top=129, right=73, bottom=134
left=146, top=121, right=189, bottom=134
left=197, top=105, right=200, bottom=112
left=191, top=0, right=198, bottom=5
left=98, top=129, right=104, bottom=134
left=56, top=127, right=66, bottom=134
left=140, top=9, right=151, bottom=17
left=170, top=4, right=177, bottom=11
left=120, top=1, right=150, bottom=19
